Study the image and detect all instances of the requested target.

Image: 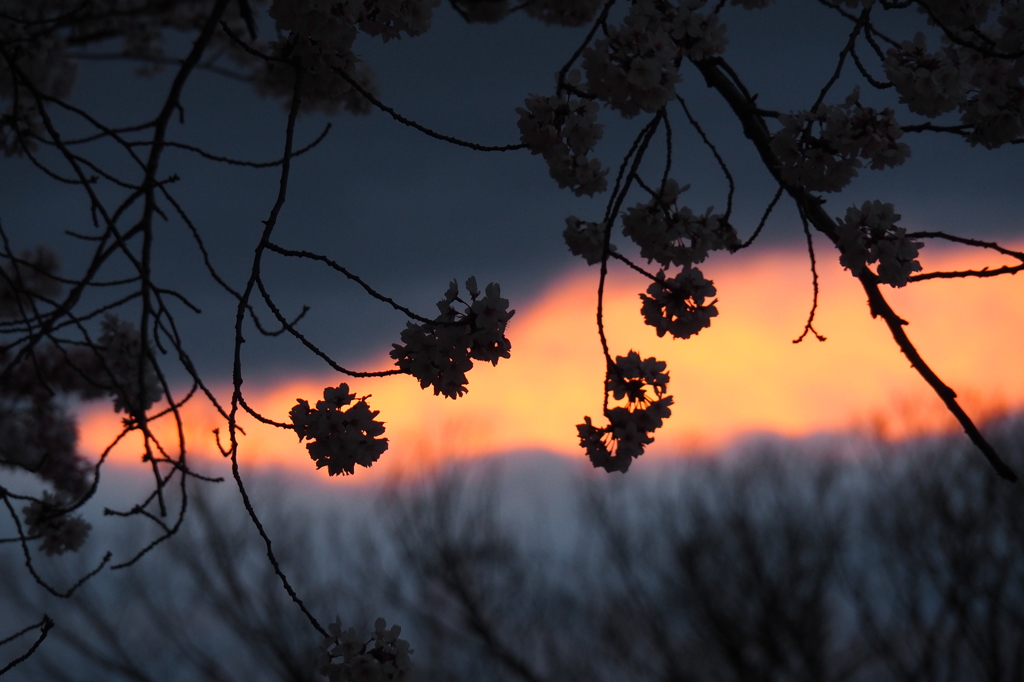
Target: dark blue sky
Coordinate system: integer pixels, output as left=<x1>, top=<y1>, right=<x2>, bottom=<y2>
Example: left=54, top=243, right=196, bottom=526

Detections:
left=2, top=1, right=1021, bottom=382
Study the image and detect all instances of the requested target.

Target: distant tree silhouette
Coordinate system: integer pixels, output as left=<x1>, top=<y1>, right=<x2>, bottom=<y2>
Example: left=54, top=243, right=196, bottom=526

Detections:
left=6, top=430, right=1024, bottom=680
left=3, top=0, right=1024, bottom=676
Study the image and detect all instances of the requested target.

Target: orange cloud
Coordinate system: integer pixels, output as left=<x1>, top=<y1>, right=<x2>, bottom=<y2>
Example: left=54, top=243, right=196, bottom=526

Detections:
left=77, top=244, right=1024, bottom=481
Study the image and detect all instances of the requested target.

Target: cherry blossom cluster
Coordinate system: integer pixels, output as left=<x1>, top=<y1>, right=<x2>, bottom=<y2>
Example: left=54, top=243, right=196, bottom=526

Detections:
left=582, top=0, right=726, bottom=118
left=261, top=0, right=446, bottom=111
left=517, top=92, right=608, bottom=196
left=523, top=0, right=604, bottom=27
left=640, top=267, right=718, bottom=338
left=577, top=352, right=673, bottom=472
left=97, top=315, right=163, bottom=416
left=884, top=33, right=967, bottom=118
left=835, top=200, right=923, bottom=287
left=317, top=617, right=413, bottom=681
left=771, top=89, right=911, bottom=192
left=958, top=51, right=1024, bottom=148
left=270, top=0, right=439, bottom=43
left=621, top=179, right=738, bottom=267
left=289, top=384, right=388, bottom=476
left=263, top=0, right=376, bottom=114
left=390, top=278, right=514, bottom=399
left=880, top=7, right=1024, bottom=149
left=21, top=491, right=91, bottom=556
left=563, top=216, right=612, bottom=264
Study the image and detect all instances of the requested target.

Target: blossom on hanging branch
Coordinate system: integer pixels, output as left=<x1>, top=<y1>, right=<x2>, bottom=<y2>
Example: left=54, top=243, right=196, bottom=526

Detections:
left=290, top=384, right=388, bottom=476
left=317, top=616, right=413, bottom=682
left=835, top=200, right=923, bottom=287
left=390, top=277, right=514, bottom=399
left=582, top=0, right=726, bottom=118
left=577, top=351, right=673, bottom=473
left=640, top=267, right=718, bottom=339
left=517, top=89, right=608, bottom=196
left=621, top=178, right=738, bottom=267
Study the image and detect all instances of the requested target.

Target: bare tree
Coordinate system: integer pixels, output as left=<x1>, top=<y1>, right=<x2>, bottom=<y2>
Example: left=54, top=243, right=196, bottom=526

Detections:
left=1, top=478, right=385, bottom=681
left=6, top=430, right=1024, bottom=680
left=849, top=421, right=1024, bottom=682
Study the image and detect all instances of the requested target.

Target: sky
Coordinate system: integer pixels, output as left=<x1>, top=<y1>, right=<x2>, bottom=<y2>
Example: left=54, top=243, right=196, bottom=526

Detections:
left=75, top=241, right=1024, bottom=483
left=3, top=1, right=1024, bottom=483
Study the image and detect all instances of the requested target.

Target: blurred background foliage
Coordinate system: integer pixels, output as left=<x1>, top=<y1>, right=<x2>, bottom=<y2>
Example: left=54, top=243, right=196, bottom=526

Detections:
left=3, top=419, right=1024, bottom=682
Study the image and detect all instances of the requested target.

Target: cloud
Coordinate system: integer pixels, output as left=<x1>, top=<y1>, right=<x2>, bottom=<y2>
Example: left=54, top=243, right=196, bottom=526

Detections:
left=77, top=244, right=1024, bottom=481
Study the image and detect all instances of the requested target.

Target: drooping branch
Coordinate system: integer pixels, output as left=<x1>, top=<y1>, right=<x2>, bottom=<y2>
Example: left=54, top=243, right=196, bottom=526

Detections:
left=696, top=56, right=1018, bottom=481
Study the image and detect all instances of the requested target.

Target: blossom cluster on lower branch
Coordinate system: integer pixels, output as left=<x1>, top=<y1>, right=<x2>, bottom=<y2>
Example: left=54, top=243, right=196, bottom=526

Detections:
left=290, top=384, right=388, bottom=476
left=577, top=352, right=673, bottom=473
left=318, top=617, right=412, bottom=682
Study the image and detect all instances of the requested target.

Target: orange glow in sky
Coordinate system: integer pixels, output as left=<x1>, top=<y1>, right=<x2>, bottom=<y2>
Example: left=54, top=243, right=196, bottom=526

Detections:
left=77, top=244, right=1024, bottom=480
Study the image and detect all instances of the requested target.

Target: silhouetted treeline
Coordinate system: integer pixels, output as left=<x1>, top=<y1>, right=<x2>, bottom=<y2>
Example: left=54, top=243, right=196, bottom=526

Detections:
left=4, top=420, right=1024, bottom=681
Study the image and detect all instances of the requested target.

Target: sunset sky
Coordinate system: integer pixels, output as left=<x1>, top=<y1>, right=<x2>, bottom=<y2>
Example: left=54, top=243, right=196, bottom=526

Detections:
left=3, top=4, right=1023, bottom=485
left=77, top=240, right=1024, bottom=482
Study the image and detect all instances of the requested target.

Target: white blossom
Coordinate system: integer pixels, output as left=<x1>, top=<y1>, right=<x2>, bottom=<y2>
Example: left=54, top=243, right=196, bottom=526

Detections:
left=22, top=491, right=91, bottom=556
left=524, top=0, right=602, bottom=26
left=673, top=3, right=728, bottom=63
left=959, top=53, right=1024, bottom=148
left=261, top=0, right=377, bottom=114
left=353, top=0, right=442, bottom=40
left=995, top=1, right=1024, bottom=53
left=581, top=0, right=725, bottom=117
left=605, top=350, right=669, bottom=402
left=884, top=33, right=967, bottom=117
left=577, top=351, right=673, bottom=472
left=97, top=315, right=162, bottom=415
left=318, top=617, right=412, bottom=681
left=290, top=384, right=388, bottom=475
left=517, top=93, right=608, bottom=196
left=639, top=267, right=718, bottom=339
left=563, top=216, right=612, bottom=264
left=621, top=178, right=737, bottom=267
left=771, top=89, right=910, bottom=192
left=582, top=9, right=681, bottom=117
left=390, top=278, right=514, bottom=399
left=835, top=200, right=923, bottom=287
left=0, top=19, right=77, bottom=156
